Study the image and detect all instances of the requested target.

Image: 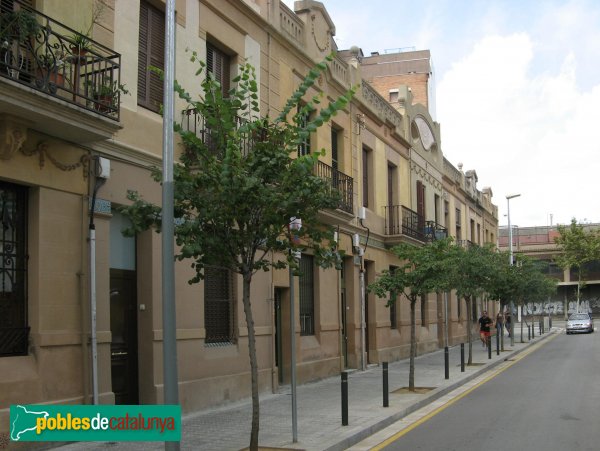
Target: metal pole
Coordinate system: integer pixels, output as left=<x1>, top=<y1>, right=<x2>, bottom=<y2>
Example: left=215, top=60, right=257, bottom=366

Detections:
left=444, top=292, right=449, bottom=347
left=507, top=194, right=520, bottom=347
left=89, top=225, right=98, bottom=405
left=289, top=261, right=298, bottom=443
left=496, top=328, right=500, bottom=355
left=383, top=362, right=389, bottom=407
left=460, top=343, right=465, bottom=372
left=162, top=2, right=179, bottom=450
left=487, top=335, right=492, bottom=359
left=359, top=256, right=366, bottom=371
left=444, top=347, right=449, bottom=380
left=341, top=371, right=348, bottom=426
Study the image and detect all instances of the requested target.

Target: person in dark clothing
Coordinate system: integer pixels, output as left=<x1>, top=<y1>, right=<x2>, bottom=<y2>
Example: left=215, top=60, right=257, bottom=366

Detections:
left=505, top=311, right=512, bottom=337
left=478, top=311, right=493, bottom=347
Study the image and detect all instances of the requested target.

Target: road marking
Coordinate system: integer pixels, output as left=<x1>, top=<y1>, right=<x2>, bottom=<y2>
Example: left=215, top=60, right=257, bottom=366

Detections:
left=366, top=334, right=559, bottom=450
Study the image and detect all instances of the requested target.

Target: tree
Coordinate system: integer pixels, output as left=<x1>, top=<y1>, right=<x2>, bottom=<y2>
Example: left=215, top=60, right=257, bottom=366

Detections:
left=368, top=239, right=454, bottom=391
left=554, top=219, right=600, bottom=318
left=487, top=250, right=516, bottom=350
left=448, top=243, right=496, bottom=364
left=120, top=54, right=355, bottom=451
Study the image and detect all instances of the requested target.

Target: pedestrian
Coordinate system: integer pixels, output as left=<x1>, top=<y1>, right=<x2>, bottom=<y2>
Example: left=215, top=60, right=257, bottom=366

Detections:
left=478, top=311, right=493, bottom=347
left=505, top=311, right=512, bottom=338
left=496, top=312, right=504, bottom=336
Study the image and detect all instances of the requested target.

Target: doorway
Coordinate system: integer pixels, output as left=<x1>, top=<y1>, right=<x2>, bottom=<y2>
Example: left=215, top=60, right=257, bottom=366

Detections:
left=110, top=269, right=138, bottom=404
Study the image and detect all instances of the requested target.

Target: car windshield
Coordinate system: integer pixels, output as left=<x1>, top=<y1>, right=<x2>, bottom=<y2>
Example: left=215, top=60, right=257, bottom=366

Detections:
left=569, top=314, right=590, bottom=320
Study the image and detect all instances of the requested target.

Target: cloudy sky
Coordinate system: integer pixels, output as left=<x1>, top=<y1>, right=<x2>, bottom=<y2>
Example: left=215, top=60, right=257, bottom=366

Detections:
left=283, top=0, right=600, bottom=227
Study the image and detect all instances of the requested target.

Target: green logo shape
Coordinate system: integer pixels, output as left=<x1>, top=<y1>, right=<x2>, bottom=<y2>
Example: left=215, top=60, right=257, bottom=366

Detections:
left=10, top=405, right=181, bottom=442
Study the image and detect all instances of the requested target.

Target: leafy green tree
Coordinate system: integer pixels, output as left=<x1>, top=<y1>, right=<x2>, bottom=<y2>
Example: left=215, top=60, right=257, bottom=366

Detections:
left=120, top=54, right=355, bottom=451
left=554, top=219, right=600, bottom=318
left=448, top=243, right=497, bottom=364
left=487, top=250, right=517, bottom=350
left=368, top=238, right=454, bottom=391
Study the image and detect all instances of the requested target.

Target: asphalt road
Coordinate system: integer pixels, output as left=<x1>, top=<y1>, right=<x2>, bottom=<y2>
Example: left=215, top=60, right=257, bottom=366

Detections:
left=379, top=328, right=600, bottom=451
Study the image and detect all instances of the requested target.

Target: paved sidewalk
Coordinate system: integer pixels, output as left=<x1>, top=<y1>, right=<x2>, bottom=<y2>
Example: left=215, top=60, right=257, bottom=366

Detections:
left=55, top=322, right=560, bottom=451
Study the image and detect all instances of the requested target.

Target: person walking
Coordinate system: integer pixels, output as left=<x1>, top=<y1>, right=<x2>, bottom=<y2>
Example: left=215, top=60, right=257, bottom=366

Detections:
left=496, top=312, right=504, bottom=336
left=505, top=311, right=512, bottom=338
left=478, top=311, right=493, bottom=347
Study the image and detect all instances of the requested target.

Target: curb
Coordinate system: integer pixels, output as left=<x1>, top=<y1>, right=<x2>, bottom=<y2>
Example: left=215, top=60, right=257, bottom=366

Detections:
left=325, top=329, right=558, bottom=451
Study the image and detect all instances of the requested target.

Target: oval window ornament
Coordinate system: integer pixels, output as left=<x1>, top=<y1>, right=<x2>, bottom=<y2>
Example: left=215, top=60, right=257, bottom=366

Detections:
left=414, top=116, right=436, bottom=151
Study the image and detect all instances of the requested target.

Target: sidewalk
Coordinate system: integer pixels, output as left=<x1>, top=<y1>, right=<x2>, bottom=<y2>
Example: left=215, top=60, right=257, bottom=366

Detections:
left=55, top=322, right=560, bottom=451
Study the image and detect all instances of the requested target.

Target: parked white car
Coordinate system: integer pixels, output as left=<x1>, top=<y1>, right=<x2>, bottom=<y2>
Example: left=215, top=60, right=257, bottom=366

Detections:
left=566, top=313, right=594, bottom=334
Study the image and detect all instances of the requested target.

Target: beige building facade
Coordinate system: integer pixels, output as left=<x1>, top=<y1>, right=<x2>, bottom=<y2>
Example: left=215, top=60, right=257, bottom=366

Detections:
left=0, top=0, right=498, bottom=437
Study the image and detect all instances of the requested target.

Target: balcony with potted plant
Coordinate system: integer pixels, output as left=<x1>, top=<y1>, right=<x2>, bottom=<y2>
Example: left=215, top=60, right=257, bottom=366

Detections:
left=0, top=0, right=123, bottom=145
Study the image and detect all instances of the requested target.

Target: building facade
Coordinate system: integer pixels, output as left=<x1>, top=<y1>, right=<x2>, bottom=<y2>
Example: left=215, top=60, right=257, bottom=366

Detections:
left=498, top=224, right=600, bottom=317
left=0, top=0, right=498, bottom=435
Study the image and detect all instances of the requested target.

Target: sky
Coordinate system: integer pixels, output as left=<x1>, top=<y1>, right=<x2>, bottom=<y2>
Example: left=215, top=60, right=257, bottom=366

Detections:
left=282, top=0, right=600, bottom=228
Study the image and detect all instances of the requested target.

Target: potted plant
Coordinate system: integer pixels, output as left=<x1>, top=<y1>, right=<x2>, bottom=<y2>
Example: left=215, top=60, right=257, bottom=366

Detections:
left=69, top=32, right=92, bottom=60
left=0, top=8, right=40, bottom=45
left=36, top=53, right=66, bottom=88
left=92, top=80, right=129, bottom=113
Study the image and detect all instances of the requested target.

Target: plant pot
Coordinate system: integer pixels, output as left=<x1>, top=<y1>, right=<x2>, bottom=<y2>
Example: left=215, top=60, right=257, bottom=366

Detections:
left=93, top=94, right=113, bottom=113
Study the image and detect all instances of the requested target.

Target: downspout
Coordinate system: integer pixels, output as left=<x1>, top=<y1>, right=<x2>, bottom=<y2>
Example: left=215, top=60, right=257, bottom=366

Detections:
left=89, top=168, right=106, bottom=405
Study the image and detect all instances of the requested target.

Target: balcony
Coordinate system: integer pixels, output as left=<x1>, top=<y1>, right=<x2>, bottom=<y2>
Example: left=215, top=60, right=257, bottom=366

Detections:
left=0, top=1, right=122, bottom=143
left=181, top=108, right=355, bottom=216
left=314, top=161, right=354, bottom=215
left=384, top=205, right=447, bottom=244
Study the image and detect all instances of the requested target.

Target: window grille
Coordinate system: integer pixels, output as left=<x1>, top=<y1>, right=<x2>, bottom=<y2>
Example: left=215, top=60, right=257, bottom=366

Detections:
left=298, top=254, right=314, bottom=335
left=0, top=181, right=28, bottom=357
left=204, top=266, right=235, bottom=344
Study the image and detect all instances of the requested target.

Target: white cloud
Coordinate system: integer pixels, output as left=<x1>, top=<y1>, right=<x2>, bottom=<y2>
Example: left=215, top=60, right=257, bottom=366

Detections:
left=438, top=32, right=600, bottom=227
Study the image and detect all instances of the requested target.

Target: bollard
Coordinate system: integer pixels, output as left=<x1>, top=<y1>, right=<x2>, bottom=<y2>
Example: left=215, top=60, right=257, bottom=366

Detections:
left=341, top=371, right=348, bottom=426
left=549, top=316, right=553, bottom=329
left=460, top=343, right=465, bottom=372
left=532, top=322, right=535, bottom=338
left=383, top=362, right=389, bottom=407
left=527, top=325, right=531, bottom=341
left=496, top=330, right=500, bottom=356
left=540, top=319, right=543, bottom=334
left=444, top=347, right=449, bottom=380
left=488, top=335, right=492, bottom=359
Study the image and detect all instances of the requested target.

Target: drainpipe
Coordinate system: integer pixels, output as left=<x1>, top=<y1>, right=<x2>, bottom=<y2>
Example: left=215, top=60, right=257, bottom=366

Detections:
left=89, top=156, right=110, bottom=405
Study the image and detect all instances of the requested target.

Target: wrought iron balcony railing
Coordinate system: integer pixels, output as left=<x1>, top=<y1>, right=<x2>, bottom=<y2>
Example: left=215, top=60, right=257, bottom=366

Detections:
left=181, top=109, right=354, bottom=215
left=0, top=326, right=29, bottom=357
left=314, top=161, right=354, bottom=214
left=0, top=1, right=122, bottom=120
left=385, top=205, right=425, bottom=241
left=424, top=221, right=448, bottom=242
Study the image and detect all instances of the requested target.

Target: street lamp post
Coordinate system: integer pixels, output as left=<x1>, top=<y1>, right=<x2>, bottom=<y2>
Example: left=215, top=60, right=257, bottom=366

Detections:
left=507, top=193, right=521, bottom=347
left=288, top=217, right=302, bottom=443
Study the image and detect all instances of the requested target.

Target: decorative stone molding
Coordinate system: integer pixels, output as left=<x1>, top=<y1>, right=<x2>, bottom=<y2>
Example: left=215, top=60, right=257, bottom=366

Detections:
left=20, top=141, right=91, bottom=179
left=0, top=117, right=28, bottom=160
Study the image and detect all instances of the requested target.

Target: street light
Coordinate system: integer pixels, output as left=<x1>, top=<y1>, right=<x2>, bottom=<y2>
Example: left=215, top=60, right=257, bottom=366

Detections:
left=288, top=217, right=302, bottom=443
left=507, top=193, right=520, bottom=346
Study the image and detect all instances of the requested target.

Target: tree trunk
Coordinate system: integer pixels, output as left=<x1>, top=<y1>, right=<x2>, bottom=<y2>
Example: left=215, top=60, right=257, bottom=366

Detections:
left=242, top=272, right=260, bottom=451
left=577, top=273, right=582, bottom=313
left=466, top=296, right=473, bottom=365
left=409, top=297, right=416, bottom=391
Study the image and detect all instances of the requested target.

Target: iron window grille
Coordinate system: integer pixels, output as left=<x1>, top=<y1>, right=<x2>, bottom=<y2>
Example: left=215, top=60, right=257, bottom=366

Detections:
left=298, top=254, right=315, bottom=336
left=0, top=181, right=28, bottom=357
left=204, top=266, right=235, bottom=344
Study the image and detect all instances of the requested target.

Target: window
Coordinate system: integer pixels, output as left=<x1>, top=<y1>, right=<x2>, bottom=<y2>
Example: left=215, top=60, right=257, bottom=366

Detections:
left=444, top=201, right=450, bottom=230
left=138, top=0, right=165, bottom=112
left=331, top=128, right=339, bottom=172
left=455, top=208, right=462, bottom=238
left=298, top=254, right=315, bottom=335
left=0, top=181, right=28, bottom=357
left=298, top=105, right=311, bottom=157
left=362, top=147, right=370, bottom=208
left=204, top=266, right=235, bottom=344
left=470, top=219, right=476, bottom=242
left=206, top=42, right=230, bottom=96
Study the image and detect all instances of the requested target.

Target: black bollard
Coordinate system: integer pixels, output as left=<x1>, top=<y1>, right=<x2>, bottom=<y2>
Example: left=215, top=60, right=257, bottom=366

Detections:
left=460, top=343, right=465, bottom=372
left=549, top=316, right=553, bottom=328
left=488, top=335, right=492, bottom=359
left=527, top=325, right=531, bottom=341
left=383, top=362, right=389, bottom=407
left=496, top=330, right=500, bottom=355
left=341, top=371, right=348, bottom=426
left=532, top=321, right=535, bottom=338
left=444, top=347, right=449, bottom=380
